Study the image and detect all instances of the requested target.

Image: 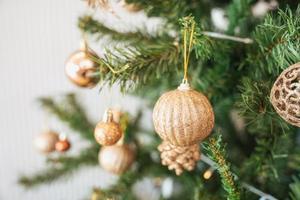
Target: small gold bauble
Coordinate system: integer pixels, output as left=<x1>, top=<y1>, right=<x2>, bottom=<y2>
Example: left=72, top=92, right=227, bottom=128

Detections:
left=65, top=46, right=99, bottom=87
left=33, top=130, right=59, bottom=154
left=55, top=137, right=71, bottom=152
left=153, top=82, right=214, bottom=146
left=99, top=144, right=135, bottom=174
left=94, top=110, right=123, bottom=146
left=270, top=62, right=300, bottom=127
left=158, top=141, right=200, bottom=175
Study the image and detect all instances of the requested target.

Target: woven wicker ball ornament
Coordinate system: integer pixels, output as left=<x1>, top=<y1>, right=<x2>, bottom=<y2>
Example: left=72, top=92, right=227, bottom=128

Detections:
left=99, top=144, right=135, bottom=174
left=94, top=110, right=123, bottom=146
left=153, top=82, right=214, bottom=147
left=65, top=42, right=99, bottom=88
left=270, top=62, right=300, bottom=127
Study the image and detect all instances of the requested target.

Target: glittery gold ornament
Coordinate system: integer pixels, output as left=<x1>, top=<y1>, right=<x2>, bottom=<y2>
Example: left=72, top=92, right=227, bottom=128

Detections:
left=34, top=130, right=59, bottom=154
left=98, top=144, right=135, bottom=174
left=270, top=62, right=300, bottom=127
left=94, top=109, right=123, bottom=146
left=152, top=19, right=214, bottom=175
left=153, top=82, right=214, bottom=146
left=65, top=41, right=99, bottom=87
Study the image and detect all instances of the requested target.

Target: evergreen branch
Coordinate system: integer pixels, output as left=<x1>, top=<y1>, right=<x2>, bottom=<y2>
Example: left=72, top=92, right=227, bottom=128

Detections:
left=39, top=94, right=95, bottom=142
left=125, top=0, right=188, bottom=21
left=18, top=146, right=99, bottom=188
left=179, top=16, right=213, bottom=60
left=93, top=172, right=138, bottom=200
left=204, top=135, right=240, bottom=200
left=247, top=7, right=300, bottom=77
left=227, top=0, right=252, bottom=35
left=236, top=78, right=289, bottom=134
left=236, top=77, right=297, bottom=196
left=92, top=16, right=213, bottom=92
left=289, top=175, right=300, bottom=200
left=78, top=15, right=155, bottom=43
left=96, top=41, right=180, bottom=91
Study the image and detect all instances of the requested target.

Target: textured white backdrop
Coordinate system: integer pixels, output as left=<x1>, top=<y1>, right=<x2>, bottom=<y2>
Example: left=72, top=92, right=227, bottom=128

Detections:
left=0, top=0, right=157, bottom=199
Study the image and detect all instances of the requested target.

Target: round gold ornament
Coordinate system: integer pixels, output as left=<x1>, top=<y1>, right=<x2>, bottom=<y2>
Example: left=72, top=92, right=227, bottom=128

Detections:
left=94, top=110, right=123, bottom=146
left=270, top=62, right=300, bottom=127
left=65, top=41, right=99, bottom=87
left=55, top=135, right=71, bottom=152
left=33, top=130, right=59, bottom=154
left=153, top=82, right=214, bottom=147
left=98, top=144, right=135, bottom=174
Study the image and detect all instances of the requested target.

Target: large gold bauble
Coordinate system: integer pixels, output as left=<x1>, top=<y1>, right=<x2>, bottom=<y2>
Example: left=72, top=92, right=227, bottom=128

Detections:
left=270, top=62, right=300, bottom=127
left=33, top=130, right=59, bottom=154
left=94, top=110, right=123, bottom=146
left=98, top=144, right=135, bottom=174
left=153, top=83, right=214, bottom=146
left=65, top=49, right=99, bottom=87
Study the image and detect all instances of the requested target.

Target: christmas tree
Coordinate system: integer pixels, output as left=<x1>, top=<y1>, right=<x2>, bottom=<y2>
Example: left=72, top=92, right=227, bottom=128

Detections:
left=19, top=1, right=300, bottom=200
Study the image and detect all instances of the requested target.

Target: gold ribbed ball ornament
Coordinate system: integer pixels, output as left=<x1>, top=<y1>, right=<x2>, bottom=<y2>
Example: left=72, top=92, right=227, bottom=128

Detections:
left=98, top=144, right=135, bottom=174
left=33, top=130, right=59, bottom=154
left=153, top=82, right=214, bottom=147
left=65, top=41, right=99, bottom=87
left=94, top=110, right=123, bottom=146
left=270, top=62, right=300, bottom=127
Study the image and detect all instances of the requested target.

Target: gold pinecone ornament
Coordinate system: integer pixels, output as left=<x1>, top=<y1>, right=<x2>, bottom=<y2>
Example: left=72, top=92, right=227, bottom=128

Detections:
left=270, top=62, right=300, bottom=127
left=98, top=144, right=135, bottom=174
left=158, top=141, right=200, bottom=175
left=153, top=82, right=214, bottom=175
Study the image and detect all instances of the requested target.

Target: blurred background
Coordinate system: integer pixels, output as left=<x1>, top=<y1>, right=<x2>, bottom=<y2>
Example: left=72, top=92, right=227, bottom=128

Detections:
left=0, top=0, right=151, bottom=199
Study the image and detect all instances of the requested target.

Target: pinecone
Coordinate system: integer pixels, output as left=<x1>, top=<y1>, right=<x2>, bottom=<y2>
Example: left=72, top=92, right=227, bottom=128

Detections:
left=158, top=141, right=201, bottom=175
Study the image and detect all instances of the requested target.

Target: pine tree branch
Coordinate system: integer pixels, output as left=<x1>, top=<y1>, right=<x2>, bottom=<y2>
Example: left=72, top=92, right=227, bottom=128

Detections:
left=227, top=0, right=252, bottom=35
left=125, top=0, right=188, bottom=21
left=236, top=8, right=300, bottom=190
left=95, top=41, right=180, bottom=91
left=91, top=16, right=213, bottom=92
left=78, top=15, right=156, bottom=43
left=246, top=7, right=300, bottom=77
left=18, top=145, right=99, bottom=188
left=203, top=135, right=240, bottom=200
left=39, top=94, right=95, bottom=142
left=289, top=175, right=300, bottom=200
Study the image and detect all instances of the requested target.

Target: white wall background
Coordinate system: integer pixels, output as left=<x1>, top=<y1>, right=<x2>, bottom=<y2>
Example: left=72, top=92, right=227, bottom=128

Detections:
left=0, top=1, right=158, bottom=199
